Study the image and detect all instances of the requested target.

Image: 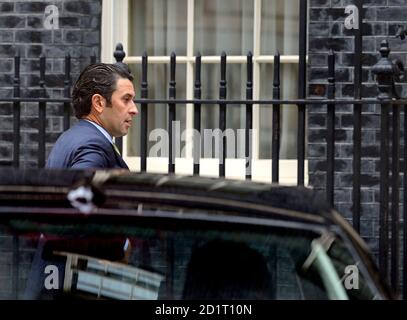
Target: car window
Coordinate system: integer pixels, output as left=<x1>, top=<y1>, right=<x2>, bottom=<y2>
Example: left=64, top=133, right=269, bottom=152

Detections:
left=327, top=237, right=379, bottom=299
left=0, top=211, right=377, bottom=300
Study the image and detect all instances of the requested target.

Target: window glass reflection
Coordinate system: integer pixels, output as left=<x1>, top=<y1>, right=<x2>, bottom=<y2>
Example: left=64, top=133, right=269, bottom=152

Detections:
left=194, top=0, right=253, bottom=55
left=261, top=0, right=299, bottom=55
left=259, top=63, right=302, bottom=159
left=200, top=63, right=246, bottom=159
left=129, top=0, right=188, bottom=56
left=128, top=64, right=186, bottom=157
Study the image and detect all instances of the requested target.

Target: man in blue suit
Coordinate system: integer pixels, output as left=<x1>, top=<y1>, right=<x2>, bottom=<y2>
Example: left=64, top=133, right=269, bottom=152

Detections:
left=46, top=63, right=138, bottom=169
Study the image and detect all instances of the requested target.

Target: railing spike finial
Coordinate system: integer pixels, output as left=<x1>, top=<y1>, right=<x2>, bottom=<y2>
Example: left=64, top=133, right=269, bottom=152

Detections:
left=247, top=51, right=253, bottom=86
left=328, top=49, right=335, bottom=82
left=372, top=41, right=395, bottom=99
left=113, top=43, right=132, bottom=75
left=220, top=52, right=227, bottom=84
left=379, top=40, right=390, bottom=58
left=90, top=50, right=96, bottom=64
left=39, top=55, right=46, bottom=91
left=114, top=43, right=125, bottom=63
left=195, top=53, right=201, bottom=85
left=170, top=52, right=176, bottom=81
left=373, top=40, right=405, bottom=99
left=273, top=51, right=280, bottom=88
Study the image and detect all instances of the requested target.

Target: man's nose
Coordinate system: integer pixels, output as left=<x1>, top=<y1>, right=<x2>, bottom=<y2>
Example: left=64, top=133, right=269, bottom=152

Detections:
left=129, top=101, right=138, bottom=116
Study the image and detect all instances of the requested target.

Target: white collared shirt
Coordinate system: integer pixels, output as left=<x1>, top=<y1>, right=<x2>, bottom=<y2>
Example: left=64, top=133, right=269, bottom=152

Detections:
left=84, top=120, right=113, bottom=144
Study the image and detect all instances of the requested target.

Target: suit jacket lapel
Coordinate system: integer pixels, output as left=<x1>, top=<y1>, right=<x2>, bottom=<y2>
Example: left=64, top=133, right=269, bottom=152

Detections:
left=111, top=143, right=129, bottom=169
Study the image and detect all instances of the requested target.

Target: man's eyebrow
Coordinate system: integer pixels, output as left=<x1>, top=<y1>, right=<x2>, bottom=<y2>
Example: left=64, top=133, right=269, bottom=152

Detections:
left=122, top=93, right=134, bottom=98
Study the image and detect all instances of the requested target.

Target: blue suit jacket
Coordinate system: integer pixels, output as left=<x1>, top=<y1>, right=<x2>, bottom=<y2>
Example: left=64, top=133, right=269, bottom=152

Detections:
left=46, top=120, right=129, bottom=170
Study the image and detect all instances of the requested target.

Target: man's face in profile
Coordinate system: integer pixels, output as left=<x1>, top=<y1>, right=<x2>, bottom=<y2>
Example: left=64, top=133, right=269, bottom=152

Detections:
left=100, top=78, right=138, bottom=137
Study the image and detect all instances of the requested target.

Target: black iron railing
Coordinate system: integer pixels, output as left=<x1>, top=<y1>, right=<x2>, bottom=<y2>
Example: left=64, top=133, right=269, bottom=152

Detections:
left=2, top=40, right=407, bottom=298
left=7, top=52, right=97, bottom=168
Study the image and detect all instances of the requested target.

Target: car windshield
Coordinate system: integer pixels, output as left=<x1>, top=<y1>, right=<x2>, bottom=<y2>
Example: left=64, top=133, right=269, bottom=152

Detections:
left=0, top=207, right=377, bottom=300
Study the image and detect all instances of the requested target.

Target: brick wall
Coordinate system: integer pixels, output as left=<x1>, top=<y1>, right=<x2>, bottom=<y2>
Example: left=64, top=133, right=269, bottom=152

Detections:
left=308, top=0, right=407, bottom=287
left=0, top=0, right=101, bottom=168
left=0, top=0, right=101, bottom=298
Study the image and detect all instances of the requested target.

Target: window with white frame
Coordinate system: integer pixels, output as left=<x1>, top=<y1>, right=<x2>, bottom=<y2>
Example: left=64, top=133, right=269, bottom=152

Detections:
left=101, top=0, right=308, bottom=185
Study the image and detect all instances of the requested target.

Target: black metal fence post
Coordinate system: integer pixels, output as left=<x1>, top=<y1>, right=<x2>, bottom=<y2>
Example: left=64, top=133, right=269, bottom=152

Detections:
left=13, top=53, right=20, bottom=168
left=272, top=51, right=281, bottom=183
left=246, top=52, right=253, bottom=180
left=388, top=44, right=405, bottom=297
left=352, top=0, right=364, bottom=234
left=372, top=40, right=395, bottom=284
left=193, top=53, right=202, bottom=175
left=168, top=52, right=176, bottom=174
left=297, top=0, right=307, bottom=186
left=395, top=21, right=407, bottom=300
left=38, top=55, right=46, bottom=168
left=63, top=54, right=71, bottom=131
left=326, top=50, right=336, bottom=206
left=140, top=53, right=148, bottom=172
left=114, top=43, right=128, bottom=154
left=219, top=52, right=227, bottom=177
left=391, top=95, right=400, bottom=294
left=404, top=104, right=407, bottom=300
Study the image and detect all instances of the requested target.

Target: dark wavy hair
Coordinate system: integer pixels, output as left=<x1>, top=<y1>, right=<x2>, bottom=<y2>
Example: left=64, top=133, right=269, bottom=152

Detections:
left=72, top=63, right=133, bottom=119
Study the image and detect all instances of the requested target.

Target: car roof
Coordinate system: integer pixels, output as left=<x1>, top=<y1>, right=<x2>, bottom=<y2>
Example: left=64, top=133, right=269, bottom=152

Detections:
left=0, top=168, right=334, bottom=224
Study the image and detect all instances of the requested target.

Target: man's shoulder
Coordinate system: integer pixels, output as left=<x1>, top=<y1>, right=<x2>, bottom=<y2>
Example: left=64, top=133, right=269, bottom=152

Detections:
left=47, top=121, right=117, bottom=169
left=59, top=121, right=109, bottom=144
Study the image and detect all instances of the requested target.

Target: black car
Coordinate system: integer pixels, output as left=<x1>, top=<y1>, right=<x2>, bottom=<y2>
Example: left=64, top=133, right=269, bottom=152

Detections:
left=0, top=169, right=392, bottom=300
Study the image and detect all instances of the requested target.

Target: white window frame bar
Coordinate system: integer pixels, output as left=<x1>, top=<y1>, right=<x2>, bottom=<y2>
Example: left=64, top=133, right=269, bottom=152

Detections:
left=101, top=0, right=308, bottom=185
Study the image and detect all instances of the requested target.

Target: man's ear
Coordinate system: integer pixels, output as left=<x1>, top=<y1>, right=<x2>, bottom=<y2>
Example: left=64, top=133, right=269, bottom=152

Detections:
left=91, top=94, right=106, bottom=114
